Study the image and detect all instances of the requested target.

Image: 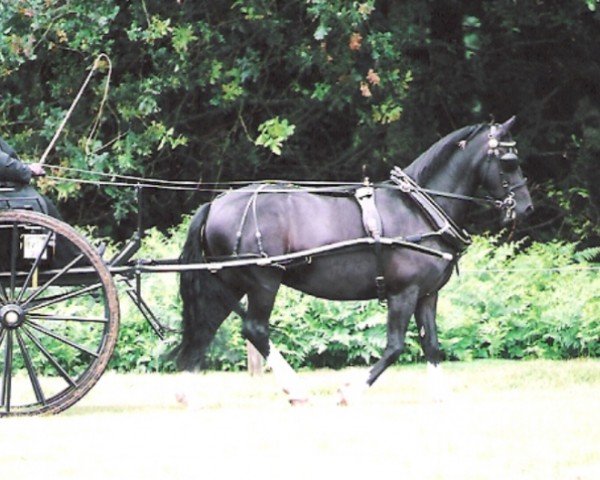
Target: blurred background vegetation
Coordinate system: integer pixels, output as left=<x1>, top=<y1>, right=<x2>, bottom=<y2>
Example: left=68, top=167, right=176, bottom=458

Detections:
left=1, top=0, right=598, bottom=245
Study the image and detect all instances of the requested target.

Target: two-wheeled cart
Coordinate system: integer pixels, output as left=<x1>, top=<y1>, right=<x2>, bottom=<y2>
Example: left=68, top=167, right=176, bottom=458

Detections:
left=0, top=177, right=454, bottom=417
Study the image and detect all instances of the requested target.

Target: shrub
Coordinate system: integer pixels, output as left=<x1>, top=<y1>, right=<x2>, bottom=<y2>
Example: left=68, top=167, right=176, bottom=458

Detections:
left=106, top=223, right=598, bottom=372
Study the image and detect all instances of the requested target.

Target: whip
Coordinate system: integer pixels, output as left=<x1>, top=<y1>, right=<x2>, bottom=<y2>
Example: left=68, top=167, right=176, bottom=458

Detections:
left=38, top=53, right=112, bottom=165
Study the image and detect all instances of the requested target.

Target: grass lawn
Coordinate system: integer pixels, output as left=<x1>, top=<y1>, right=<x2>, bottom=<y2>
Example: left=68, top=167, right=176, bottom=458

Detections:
left=0, top=359, right=598, bottom=479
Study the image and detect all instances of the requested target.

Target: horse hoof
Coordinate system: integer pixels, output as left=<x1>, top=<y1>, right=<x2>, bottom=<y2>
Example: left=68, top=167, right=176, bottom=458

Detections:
left=337, top=381, right=366, bottom=406
left=427, top=363, right=450, bottom=403
left=337, top=388, right=350, bottom=407
left=337, top=387, right=356, bottom=406
left=175, top=392, right=189, bottom=407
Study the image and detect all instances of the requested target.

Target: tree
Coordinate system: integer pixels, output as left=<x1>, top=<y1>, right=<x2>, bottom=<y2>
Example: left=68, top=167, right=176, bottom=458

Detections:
left=1, top=0, right=598, bottom=245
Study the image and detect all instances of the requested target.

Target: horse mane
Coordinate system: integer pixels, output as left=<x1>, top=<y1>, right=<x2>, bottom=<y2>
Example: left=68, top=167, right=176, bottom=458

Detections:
left=405, top=124, right=487, bottom=182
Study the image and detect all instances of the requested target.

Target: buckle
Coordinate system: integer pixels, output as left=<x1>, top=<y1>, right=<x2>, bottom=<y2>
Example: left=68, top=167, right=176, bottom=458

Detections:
left=355, top=186, right=374, bottom=200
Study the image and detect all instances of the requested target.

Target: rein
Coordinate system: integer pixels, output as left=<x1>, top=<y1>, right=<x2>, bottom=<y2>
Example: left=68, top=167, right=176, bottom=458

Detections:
left=394, top=173, right=527, bottom=210
left=44, top=122, right=525, bottom=223
left=392, top=184, right=496, bottom=207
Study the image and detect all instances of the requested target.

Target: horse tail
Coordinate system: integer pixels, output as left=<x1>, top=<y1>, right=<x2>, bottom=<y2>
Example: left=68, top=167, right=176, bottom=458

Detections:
left=175, top=203, right=247, bottom=370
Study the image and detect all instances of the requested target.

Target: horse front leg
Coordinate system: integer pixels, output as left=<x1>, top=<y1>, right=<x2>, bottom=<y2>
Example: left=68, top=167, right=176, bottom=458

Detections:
left=415, top=292, right=449, bottom=402
left=338, top=287, right=418, bottom=405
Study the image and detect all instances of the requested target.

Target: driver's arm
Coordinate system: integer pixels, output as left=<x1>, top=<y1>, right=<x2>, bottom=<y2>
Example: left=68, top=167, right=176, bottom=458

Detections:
left=0, top=149, right=33, bottom=184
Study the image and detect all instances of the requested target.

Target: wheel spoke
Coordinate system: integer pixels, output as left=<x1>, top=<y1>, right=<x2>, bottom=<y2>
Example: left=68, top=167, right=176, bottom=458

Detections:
left=1, top=330, right=14, bottom=412
left=21, top=327, right=77, bottom=388
left=26, top=321, right=100, bottom=358
left=9, top=222, right=19, bottom=300
left=25, top=282, right=103, bottom=313
left=20, top=253, right=85, bottom=308
left=0, top=281, right=8, bottom=303
left=0, top=211, right=119, bottom=416
left=16, top=231, right=53, bottom=303
left=15, top=330, right=46, bottom=405
left=27, top=313, right=109, bottom=324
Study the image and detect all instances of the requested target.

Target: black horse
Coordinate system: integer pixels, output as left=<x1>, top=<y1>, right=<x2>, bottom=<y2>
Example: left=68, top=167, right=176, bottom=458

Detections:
left=176, top=117, right=533, bottom=404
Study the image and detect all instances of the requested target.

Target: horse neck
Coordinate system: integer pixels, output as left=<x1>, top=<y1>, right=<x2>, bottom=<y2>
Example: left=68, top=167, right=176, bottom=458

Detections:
left=406, top=152, right=481, bottom=225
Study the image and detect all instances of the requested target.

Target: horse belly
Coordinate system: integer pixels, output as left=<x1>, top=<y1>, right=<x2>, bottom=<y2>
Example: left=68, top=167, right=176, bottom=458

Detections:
left=282, top=245, right=454, bottom=301
left=282, top=250, right=379, bottom=300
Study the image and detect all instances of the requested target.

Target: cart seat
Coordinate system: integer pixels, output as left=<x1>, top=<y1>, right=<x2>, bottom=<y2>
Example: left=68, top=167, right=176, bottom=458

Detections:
left=0, top=187, right=47, bottom=214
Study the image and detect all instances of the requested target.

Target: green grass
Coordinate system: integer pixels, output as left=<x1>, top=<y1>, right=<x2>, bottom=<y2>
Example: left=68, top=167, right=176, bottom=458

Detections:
left=1, top=359, right=599, bottom=479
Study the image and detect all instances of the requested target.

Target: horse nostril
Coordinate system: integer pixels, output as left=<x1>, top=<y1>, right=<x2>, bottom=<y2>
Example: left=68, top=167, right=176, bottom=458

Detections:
left=525, top=205, right=534, bottom=216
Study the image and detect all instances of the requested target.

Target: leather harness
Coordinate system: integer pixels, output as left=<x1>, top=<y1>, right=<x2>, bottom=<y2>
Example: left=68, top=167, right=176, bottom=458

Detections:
left=353, top=170, right=472, bottom=304
left=354, top=182, right=387, bottom=303
left=230, top=168, right=474, bottom=304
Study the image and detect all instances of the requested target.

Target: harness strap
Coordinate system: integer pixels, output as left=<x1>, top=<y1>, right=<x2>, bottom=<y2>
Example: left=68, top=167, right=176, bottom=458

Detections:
left=233, top=184, right=269, bottom=257
left=355, top=185, right=382, bottom=238
left=355, top=184, right=387, bottom=303
left=390, top=167, right=472, bottom=251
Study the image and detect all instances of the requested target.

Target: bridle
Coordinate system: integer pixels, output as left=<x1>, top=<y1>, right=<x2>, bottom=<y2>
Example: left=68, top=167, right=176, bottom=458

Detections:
left=391, top=125, right=527, bottom=248
left=485, top=124, right=528, bottom=222
left=414, top=124, right=527, bottom=216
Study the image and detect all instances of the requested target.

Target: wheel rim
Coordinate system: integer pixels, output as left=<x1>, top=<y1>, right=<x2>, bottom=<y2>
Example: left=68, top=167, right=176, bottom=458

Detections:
left=0, top=210, right=119, bottom=416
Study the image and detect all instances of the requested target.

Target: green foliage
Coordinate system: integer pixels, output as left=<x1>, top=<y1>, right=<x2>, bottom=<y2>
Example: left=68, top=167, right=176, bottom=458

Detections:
left=255, top=117, right=296, bottom=156
left=266, top=236, right=599, bottom=367
left=0, top=0, right=411, bottom=238
left=0, top=0, right=598, bottom=245
left=439, top=237, right=599, bottom=361
left=108, top=220, right=188, bottom=372
left=18, top=222, right=595, bottom=375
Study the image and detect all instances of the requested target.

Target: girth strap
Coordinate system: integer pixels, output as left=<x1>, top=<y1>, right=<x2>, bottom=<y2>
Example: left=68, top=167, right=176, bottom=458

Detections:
left=355, top=184, right=387, bottom=303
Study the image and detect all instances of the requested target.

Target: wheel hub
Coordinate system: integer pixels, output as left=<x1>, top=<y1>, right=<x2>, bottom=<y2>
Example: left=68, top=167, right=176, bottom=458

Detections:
left=0, top=304, right=26, bottom=329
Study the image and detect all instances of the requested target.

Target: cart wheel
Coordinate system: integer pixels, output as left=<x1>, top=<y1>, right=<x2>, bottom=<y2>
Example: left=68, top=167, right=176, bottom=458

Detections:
left=0, top=210, right=119, bottom=416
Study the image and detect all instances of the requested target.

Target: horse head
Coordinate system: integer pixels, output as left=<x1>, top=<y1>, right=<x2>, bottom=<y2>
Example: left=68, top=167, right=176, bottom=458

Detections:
left=475, top=116, right=534, bottom=224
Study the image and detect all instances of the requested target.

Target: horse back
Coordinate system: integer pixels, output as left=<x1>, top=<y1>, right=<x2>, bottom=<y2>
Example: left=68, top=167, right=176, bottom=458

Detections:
left=205, top=187, right=365, bottom=257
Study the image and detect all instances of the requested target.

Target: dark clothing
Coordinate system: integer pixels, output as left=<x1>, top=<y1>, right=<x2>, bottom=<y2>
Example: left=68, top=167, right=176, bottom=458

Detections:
left=0, top=136, right=48, bottom=214
left=0, top=137, right=79, bottom=268
left=0, top=137, right=32, bottom=185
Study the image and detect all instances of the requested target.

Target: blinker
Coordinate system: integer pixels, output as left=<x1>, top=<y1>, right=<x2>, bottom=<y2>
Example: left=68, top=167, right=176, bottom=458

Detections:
left=500, top=151, right=520, bottom=170
left=501, top=152, right=518, bottom=161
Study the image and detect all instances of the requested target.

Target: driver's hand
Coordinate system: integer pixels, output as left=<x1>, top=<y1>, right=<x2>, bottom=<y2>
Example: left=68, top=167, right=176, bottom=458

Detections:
left=28, top=163, right=46, bottom=177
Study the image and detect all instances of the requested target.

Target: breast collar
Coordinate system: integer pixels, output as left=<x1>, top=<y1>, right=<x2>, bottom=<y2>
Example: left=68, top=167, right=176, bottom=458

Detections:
left=390, top=166, right=472, bottom=251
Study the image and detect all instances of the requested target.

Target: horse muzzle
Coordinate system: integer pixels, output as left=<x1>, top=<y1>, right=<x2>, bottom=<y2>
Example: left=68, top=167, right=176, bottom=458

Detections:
left=497, top=193, right=534, bottom=225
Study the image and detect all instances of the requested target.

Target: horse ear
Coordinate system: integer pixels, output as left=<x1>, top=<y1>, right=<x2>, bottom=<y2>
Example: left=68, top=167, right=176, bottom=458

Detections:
left=499, top=116, right=517, bottom=135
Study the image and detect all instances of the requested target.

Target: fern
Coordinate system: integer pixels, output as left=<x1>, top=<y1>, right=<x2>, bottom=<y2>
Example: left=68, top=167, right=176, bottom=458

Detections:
left=574, top=246, right=600, bottom=263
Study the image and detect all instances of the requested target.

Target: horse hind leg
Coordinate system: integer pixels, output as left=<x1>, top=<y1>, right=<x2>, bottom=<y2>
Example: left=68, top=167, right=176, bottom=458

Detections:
left=175, top=273, right=244, bottom=408
left=243, top=275, right=310, bottom=405
left=264, top=342, right=310, bottom=405
left=338, top=287, right=418, bottom=406
left=177, top=274, right=244, bottom=371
